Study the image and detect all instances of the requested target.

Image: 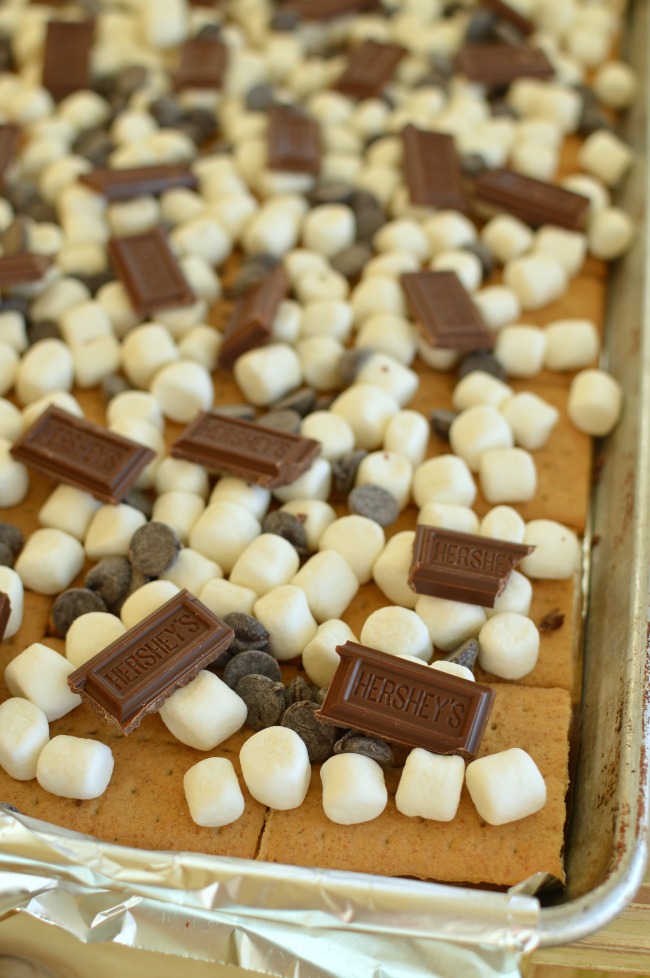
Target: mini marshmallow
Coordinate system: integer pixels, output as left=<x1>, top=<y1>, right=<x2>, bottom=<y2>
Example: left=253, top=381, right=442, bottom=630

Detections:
left=361, top=606, right=432, bottom=662
left=254, top=584, right=318, bottom=660
left=567, top=369, right=623, bottom=437
left=350, top=275, right=406, bottom=325
left=234, top=343, right=303, bottom=407
left=65, top=611, right=127, bottom=669
left=383, top=410, right=429, bottom=468
left=430, top=660, right=475, bottom=683
left=272, top=457, right=332, bottom=504
left=160, top=547, right=221, bottom=595
left=272, top=300, right=302, bottom=344
left=230, top=533, right=300, bottom=597
left=430, top=250, right=482, bottom=293
left=240, top=726, right=311, bottom=810
left=494, top=325, right=547, bottom=378
left=155, top=456, right=209, bottom=499
left=0, top=311, right=27, bottom=354
left=519, top=520, right=579, bottom=579
left=544, top=319, right=600, bottom=371
left=15, top=339, right=74, bottom=405
left=189, top=502, right=261, bottom=574
left=160, top=671, right=247, bottom=750
left=0, top=438, right=29, bottom=507
left=417, top=503, right=480, bottom=536
left=500, top=392, right=560, bottom=451
left=122, top=323, right=179, bottom=389
left=480, top=506, right=526, bottom=544
left=5, top=643, right=81, bottom=720
left=487, top=570, right=533, bottom=619
left=478, top=612, right=539, bottom=680
left=320, top=753, right=387, bottom=825
left=36, top=735, right=114, bottom=800
left=562, top=173, right=610, bottom=215
left=0, top=343, right=18, bottom=396
left=38, top=485, right=101, bottom=542
left=199, top=578, right=257, bottom=619
left=85, top=504, right=147, bottom=560
left=593, top=61, right=637, bottom=110
left=151, top=491, right=205, bottom=544
left=412, top=455, right=477, bottom=508
left=296, top=335, right=343, bottom=391
left=170, top=216, right=232, bottom=267
left=242, top=201, right=300, bottom=257
left=588, top=207, right=634, bottom=261
left=21, top=393, right=83, bottom=433
left=184, top=757, right=245, bottom=827
left=472, top=286, right=522, bottom=332
left=72, top=334, right=122, bottom=389
left=291, top=550, right=358, bottom=623
left=294, top=266, right=349, bottom=303
left=318, top=515, right=385, bottom=585
left=120, top=580, right=180, bottom=631
left=302, top=619, right=357, bottom=689
left=302, top=204, right=356, bottom=257
left=0, top=567, right=23, bottom=638
left=355, top=352, right=419, bottom=407
left=210, top=477, right=270, bottom=521
left=300, top=411, right=355, bottom=462
left=503, top=254, right=568, bottom=311
left=449, top=406, right=514, bottom=473
left=108, top=197, right=160, bottom=237
left=374, top=218, right=430, bottom=261
left=424, top=211, right=477, bottom=257
left=14, top=528, right=84, bottom=595
left=355, top=312, right=417, bottom=366
left=481, top=214, right=534, bottom=264
left=465, top=748, right=546, bottom=825
left=479, top=447, right=537, bottom=504
left=355, top=450, right=412, bottom=511
left=0, top=698, right=49, bottom=781
left=452, top=371, right=513, bottom=412
left=372, top=530, right=417, bottom=609
left=280, top=499, right=337, bottom=551
left=330, top=384, right=399, bottom=450
left=578, top=129, right=634, bottom=188
left=534, top=226, right=586, bottom=278
left=395, top=749, right=465, bottom=822
left=363, top=252, right=419, bottom=280
left=415, top=595, right=486, bottom=653
left=300, top=300, right=354, bottom=342
left=150, top=360, right=213, bottom=423
left=0, top=398, right=21, bottom=442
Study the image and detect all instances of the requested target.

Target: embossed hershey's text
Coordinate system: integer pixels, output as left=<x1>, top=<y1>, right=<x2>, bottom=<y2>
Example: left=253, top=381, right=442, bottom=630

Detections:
left=347, top=665, right=471, bottom=732
left=99, top=613, right=209, bottom=692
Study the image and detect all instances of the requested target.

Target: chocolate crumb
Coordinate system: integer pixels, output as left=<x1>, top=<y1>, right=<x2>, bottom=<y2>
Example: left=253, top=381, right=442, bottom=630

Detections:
left=539, top=608, right=565, bottom=633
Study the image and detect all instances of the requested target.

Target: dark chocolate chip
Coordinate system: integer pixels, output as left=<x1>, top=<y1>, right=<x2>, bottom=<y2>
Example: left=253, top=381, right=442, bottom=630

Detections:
left=76, top=270, right=115, bottom=296
left=430, top=408, right=457, bottom=442
left=348, top=484, right=399, bottom=527
left=271, top=386, right=317, bottom=417
left=539, top=608, right=565, bottom=632
left=465, top=9, right=497, bottom=42
left=430, top=52, right=455, bottom=78
left=85, top=556, right=132, bottom=608
left=129, top=522, right=180, bottom=576
left=333, top=732, right=395, bottom=767
left=445, top=637, right=479, bottom=672
left=213, top=403, right=258, bottom=421
left=256, top=408, right=302, bottom=434
left=23, top=199, right=57, bottom=223
left=332, top=449, right=367, bottom=495
left=52, top=587, right=108, bottom=637
left=228, top=635, right=271, bottom=656
left=354, top=205, right=387, bottom=242
left=5, top=181, right=40, bottom=213
left=308, top=181, right=356, bottom=207
left=245, top=84, right=276, bottom=112
left=73, top=129, right=115, bottom=167
left=235, top=674, right=286, bottom=731
left=330, top=242, right=373, bottom=280
left=101, top=374, right=132, bottom=403
left=578, top=106, right=616, bottom=137
left=262, top=510, right=308, bottom=555
left=457, top=351, right=508, bottom=381
left=115, top=65, right=148, bottom=97
left=489, top=99, right=519, bottom=120
left=0, top=522, right=24, bottom=556
left=122, top=488, right=154, bottom=520
left=223, top=649, right=282, bottom=688
left=150, top=96, right=185, bottom=128
left=338, top=348, right=374, bottom=386
left=0, top=542, right=15, bottom=567
left=314, top=393, right=337, bottom=411
left=284, top=674, right=318, bottom=707
left=229, top=253, right=281, bottom=297
left=270, top=8, right=300, bottom=30
left=462, top=240, right=495, bottom=281
left=460, top=153, right=489, bottom=178
left=196, top=23, right=222, bottom=41
left=184, top=107, right=219, bottom=142
left=281, top=700, right=338, bottom=763
left=223, top=611, right=270, bottom=647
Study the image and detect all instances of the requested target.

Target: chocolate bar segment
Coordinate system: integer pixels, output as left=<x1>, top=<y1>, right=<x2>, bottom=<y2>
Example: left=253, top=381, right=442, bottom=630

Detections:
left=219, top=266, right=290, bottom=368
left=287, top=0, right=379, bottom=19
left=408, top=524, right=534, bottom=606
left=171, top=413, right=321, bottom=488
left=0, top=254, right=53, bottom=288
left=0, top=125, right=20, bottom=191
left=481, top=0, right=534, bottom=35
left=42, top=21, right=94, bottom=100
left=68, top=591, right=234, bottom=734
left=268, top=106, right=321, bottom=175
left=334, top=40, right=406, bottom=99
left=402, top=270, right=493, bottom=351
left=472, top=168, right=591, bottom=230
left=107, top=228, right=195, bottom=317
left=457, top=44, right=554, bottom=87
left=80, top=165, right=197, bottom=201
left=174, top=37, right=228, bottom=89
left=317, top=642, right=495, bottom=760
left=402, top=125, right=467, bottom=211
left=10, top=405, right=155, bottom=504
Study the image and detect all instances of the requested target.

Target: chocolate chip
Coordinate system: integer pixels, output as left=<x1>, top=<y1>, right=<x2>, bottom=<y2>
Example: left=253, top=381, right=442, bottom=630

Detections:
left=489, top=99, right=519, bottom=120
left=115, top=64, right=148, bottom=97
left=228, top=635, right=271, bottom=656
left=52, top=587, right=108, bottom=637
left=122, top=488, right=154, bottom=520
left=466, top=9, right=497, bottom=42
left=85, top=556, right=132, bottom=609
left=578, top=106, right=616, bottom=137
left=223, top=612, right=269, bottom=648
left=348, top=484, right=399, bottom=527
left=129, top=522, right=180, bottom=576
left=430, top=408, right=457, bottom=442
left=271, top=386, right=317, bottom=417
left=150, top=96, right=185, bottom=128
left=333, top=732, right=395, bottom=767
left=101, top=374, right=132, bottom=403
left=5, top=181, right=40, bottom=214
left=0, top=522, right=24, bottom=556
left=308, top=180, right=356, bottom=207
left=457, top=351, right=508, bottom=381
left=338, top=348, right=374, bottom=386
left=262, top=510, right=308, bottom=555
left=23, top=199, right=57, bottom=223
left=331, top=242, right=373, bottom=280
left=430, top=52, right=455, bottom=78
left=235, top=674, right=286, bottom=731
left=184, top=107, right=218, bottom=142
left=462, top=240, right=495, bottom=281
left=332, top=449, right=367, bottom=495
left=460, top=153, right=490, bottom=178
left=539, top=608, right=565, bottom=632
left=445, top=637, right=479, bottom=672
left=223, top=649, right=282, bottom=688
left=270, top=8, right=300, bottom=30
left=257, top=408, right=302, bottom=434
left=0, top=542, right=15, bottom=567
left=284, top=674, right=318, bottom=707
left=73, top=129, right=115, bottom=167
left=245, top=83, right=276, bottom=112
left=196, top=23, right=222, bottom=41
left=230, top=253, right=281, bottom=297
left=213, top=403, right=257, bottom=421
left=281, top=700, right=338, bottom=763
left=354, top=204, right=386, bottom=242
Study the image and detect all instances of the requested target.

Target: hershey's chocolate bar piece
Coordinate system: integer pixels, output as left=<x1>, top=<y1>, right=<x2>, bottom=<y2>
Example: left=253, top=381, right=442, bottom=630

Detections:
left=0, top=592, right=11, bottom=643
left=481, top=0, right=534, bottom=35
left=472, top=168, right=591, bottom=230
left=171, top=412, right=321, bottom=488
left=457, top=43, right=554, bottom=87
left=80, top=165, right=197, bottom=201
left=219, top=266, right=290, bottom=368
left=288, top=0, right=379, bottom=19
left=402, top=125, right=467, bottom=211
left=42, top=21, right=94, bottom=100
left=0, top=253, right=53, bottom=288
left=108, top=228, right=195, bottom=316
left=68, top=590, right=234, bottom=733
left=10, top=405, right=155, bottom=504
left=174, top=37, right=228, bottom=89
left=334, top=40, right=406, bottom=99
left=267, top=106, right=321, bottom=175
left=402, top=270, right=493, bottom=351
left=408, top=524, right=534, bottom=607
left=317, top=642, right=495, bottom=760
left=0, top=125, right=20, bottom=190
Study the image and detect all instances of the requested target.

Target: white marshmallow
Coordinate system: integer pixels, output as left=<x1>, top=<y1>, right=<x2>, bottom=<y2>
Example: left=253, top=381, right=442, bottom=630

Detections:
left=415, top=594, right=486, bottom=653
left=452, top=371, right=513, bottom=412
left=519, top=520, right=579, bottom=579
left=14, top=339, right=74, bottom=406
left=544, top=319, right=600, bottom=371
left=302, top=204, right=356, bottom=257
left=272, top=300, right=302, bottom=344
left=372, top=530, right=417, bottom=609
left=465, top=748, right=546, bottom=825
left=479, top=506, right=526, bottom=544
left=302, top=619, right=357, bottom=689
left=272, top=457, right=332, bottom=504
left=593, top=61, right=637, bottom=110
left=534, top=226, right=586, bottom=278
left=242, top=201, right=300, bottom=257
left=108, top=197, right=160, bottom=237
left=320, top=753, right=387, bottom=825
left=170, top=216, right=232, bottom=267
left=430, top=250, right=482, bottom=293
left=280, top=499, right=336, bottom=551
left=184, top=757, right=245, bottom=827
left=240, top=726, right=311, bottom=810
left=5, top=643, right=81, bottom=721
left=318, top=515, right=385, bottom=585
left=449, top=406, right=514, bottom=473
left=291, top=550, right=358, bottom=623
left=430, top=660, right=475, bottom=683
left=21, top=393, right=83, bottom=433
left=150, top=359, right=213, bottom=423
left=230, top=533, right=300, bottom=597
left=155, top=456, right=209, bottom=500
left=160, top=671, right=247, bottom=750
left=72, top=334, right=122, bottom=389
left=0, top=698, right=49, bottom=781
left=395, top=749, right=465, bottom=822
left=300, top=411, right=355, bottom=462
left=14, top=528, right=84, bottom=595
left=350, top=275, right=406, bottom=325
left=160, top=547, right=221, bottom=595
left=36, top=735, right=114, bottom=800
left=151, top=491, right=204, bottom=546
left=479, top=447, right=537, bottom=504
left=0, top=311, right=27, bottom=354
left=588, top=206, right=634, bottom=260
left=494, top=325, right=547, bottom=378
left=578, top=129, right=634, bottom=188
left=424, top=211, right=476, bottom=257
left=85, top=504, right=147, bottom=560
left=503, top=254, right=568, bottom=311
left=361, top=606, right=432, bottom=662
left=210, top=477, right=271, bottom=521
left=296, top=335, right=343, bottom=391
left=355, top=312, right=417, bottom=366
left=0, top=343, right=18, bottom=397
left=122, top=323, right=179, bottom=389
left=500, top=392, right=560, bottom=451
left=363, top=252, right=419, bottom=280
left=412, top=454, right=477, bottom=507
left=487, top=570, right=533, bottom=619
left=383, top=410, right=429, bottom=468
left=108, top=416, right=164, bottom=491
left=355, top=352, right=419, bottom=407
left=478, top=612, right=539, bottom=680
left=374, top=218, right=430, bottom=261
left=253, top=584, right=318, bottom=660
left=567, top=368, right=623, bottom=437
left=0, top=567, right=23, bottom=638
left=330, top=384, right=399, bottom=450
left=481, top=214, right=534, bottom=264
left=199, top=577, right=256, bottom=619
left=472, top=285, right=521, bottom=332
left=0, top=438, right=29, bottom=507
left=294, top=266, right=349, bottom=303
left=189, top=501, right=261, bottom=574
left=65, top=612, right=127, bottom=669
left=38, top=485, right=101, bottom=542
left=0, top=399, right=22, bottom=442
left=418, top=503, right=479, bottom=536
left=300, top=300, right=354, bottom=342
left=234, top=343, right=302, bottom=407
left=120, top=580, right=180, bottom=631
